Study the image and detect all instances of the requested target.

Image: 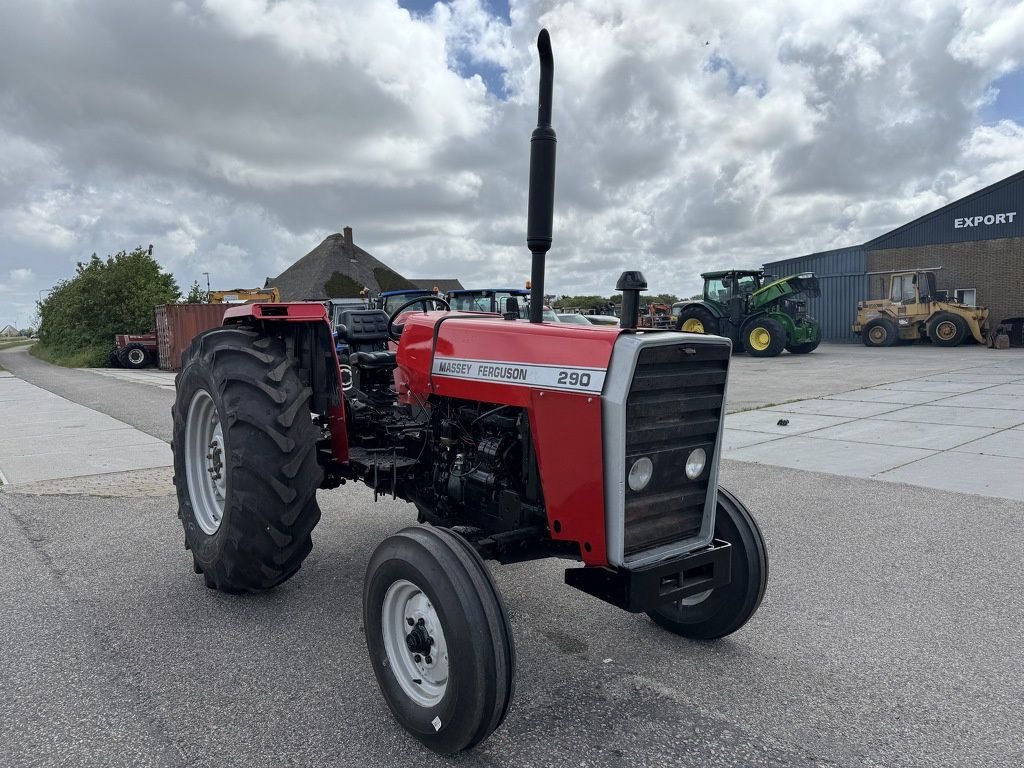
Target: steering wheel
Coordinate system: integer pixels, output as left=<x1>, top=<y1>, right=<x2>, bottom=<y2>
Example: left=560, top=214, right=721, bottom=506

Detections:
left=387, top=295, right=451, bottom=341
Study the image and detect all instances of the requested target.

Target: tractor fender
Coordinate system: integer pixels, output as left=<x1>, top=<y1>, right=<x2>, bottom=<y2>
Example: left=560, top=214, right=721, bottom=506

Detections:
left=673, top=301, right=725, bottom=319
left=222, top=301, right=349, bottom=463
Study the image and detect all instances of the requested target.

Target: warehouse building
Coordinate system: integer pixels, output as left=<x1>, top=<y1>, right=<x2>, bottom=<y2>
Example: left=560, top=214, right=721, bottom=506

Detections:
left=764, top=170, right=1024, bottom=340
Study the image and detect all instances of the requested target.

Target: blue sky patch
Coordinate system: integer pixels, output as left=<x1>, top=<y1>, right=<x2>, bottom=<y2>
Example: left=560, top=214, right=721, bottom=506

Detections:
left=981, top=68, right=1024, bottom=124
left=705, top=52, right=767, bottom=98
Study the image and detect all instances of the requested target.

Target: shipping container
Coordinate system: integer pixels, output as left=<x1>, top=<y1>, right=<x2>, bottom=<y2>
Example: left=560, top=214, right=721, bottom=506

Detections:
left=154, top=304, right=229, bottom=371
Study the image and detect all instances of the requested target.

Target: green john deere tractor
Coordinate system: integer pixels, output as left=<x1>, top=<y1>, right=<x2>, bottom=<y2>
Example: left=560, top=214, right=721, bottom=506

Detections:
left=672, top=270, right=821, bottom=357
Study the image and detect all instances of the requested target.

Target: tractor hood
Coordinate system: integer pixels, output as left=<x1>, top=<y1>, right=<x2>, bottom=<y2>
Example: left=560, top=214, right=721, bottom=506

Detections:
left=751, top=272, right=820, bottom=308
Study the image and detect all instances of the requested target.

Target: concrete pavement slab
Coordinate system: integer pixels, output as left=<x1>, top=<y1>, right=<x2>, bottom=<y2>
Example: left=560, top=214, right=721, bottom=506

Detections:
left=83, top=368, right=177, bottom=390
left=722, top=435, right=935, bottom=477
left=936, top=392, right=1024, bottom=410
left=720, top=429, right=782, bottom=451
left=873, top=404, right=1024, bottom=429
left=877, top=452, right=1024, bottom=501
left=919, top=373, right=1023, bottom=385
left=724, top=410, right=854, bottom=435
left=978, top=383, right=1024, bottom=397
left=766, top=398, right=906, bottom=418
left=803, top=418, right=999, bottom=451
left=0, top=376, right=171, bottom=486
left=0, top=444, right=172, bottom=484
left=951, top=430, right=1024, bottom=459
left=872, top=379, right=989, bottom=393
left=826, top=388, right=952, bottom=405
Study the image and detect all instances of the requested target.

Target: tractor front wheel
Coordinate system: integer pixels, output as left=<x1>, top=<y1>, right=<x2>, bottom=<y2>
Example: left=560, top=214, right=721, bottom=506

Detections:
left=741, top=317, right=786, bottom=357
left=647, top=487, right=768, bottom=640
left=927, top=312, right=968, bottom=347
left=675, top=306, right=719, bottom=336
left=364, top=526, right=515, bottom=754
left=862, top=318, right=898, bottom=347
left=122, top=342, right=151, bottom=369
left=171, top=326, right=323, bottom=593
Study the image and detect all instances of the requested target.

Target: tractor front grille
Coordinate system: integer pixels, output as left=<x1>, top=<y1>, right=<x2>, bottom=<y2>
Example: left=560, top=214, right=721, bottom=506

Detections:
left=623, top=343, right=729, bottom=556
left=602, top=333, right=730, bottom=567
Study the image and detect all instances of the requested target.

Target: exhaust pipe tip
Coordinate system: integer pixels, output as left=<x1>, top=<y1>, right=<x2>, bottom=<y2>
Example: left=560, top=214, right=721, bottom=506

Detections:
left=616, top=271, right=647, bottom=330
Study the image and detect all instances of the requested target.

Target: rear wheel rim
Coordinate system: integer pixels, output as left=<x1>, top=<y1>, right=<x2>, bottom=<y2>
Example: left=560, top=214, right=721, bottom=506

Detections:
left=381, top=579, right=450, bottom=707
left=749, top=327, right=771, bottom=351
left=936, top=321, right=957, bottom=340
left=681, top=318, right=705, bottom=333
left=185, top=389, right=227, bottom=535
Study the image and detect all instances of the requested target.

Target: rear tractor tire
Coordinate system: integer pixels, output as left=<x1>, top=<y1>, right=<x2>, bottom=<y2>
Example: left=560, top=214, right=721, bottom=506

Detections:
left=927, top=312, right=968, bottom=347
left=171, top=326, right=323, bottom=593
left=364, top=526, right=515, bottom=754
left=741, top=317, right=786, bottom=357
left=122, top=342, right=151, bottom=369
left=862, top=318, right=898, bottom=347
left=675, top=306, right=720, bottom=336
left=647, top=487, right=768, bottom=640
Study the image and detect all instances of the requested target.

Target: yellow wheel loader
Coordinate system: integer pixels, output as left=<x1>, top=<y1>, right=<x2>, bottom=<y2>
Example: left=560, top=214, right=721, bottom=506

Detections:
left=852, top=270, right=989, bottom=347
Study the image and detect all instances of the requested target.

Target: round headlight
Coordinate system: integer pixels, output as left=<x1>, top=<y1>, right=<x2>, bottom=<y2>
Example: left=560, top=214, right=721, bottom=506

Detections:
left=685, top=448, right=707, bottom=480
left=627, top=457, right=653, bottom=491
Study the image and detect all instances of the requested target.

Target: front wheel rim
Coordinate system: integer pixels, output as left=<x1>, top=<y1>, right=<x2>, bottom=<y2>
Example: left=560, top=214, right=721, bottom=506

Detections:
left=682, top=318, right=705, bottom=333
left=381, top=579, right=450, bottom=708
left=869, top=327, right=886, bottom=343
left=936, top=321, right=956, bottom=340
left=749, top=328, right=771, bottom=351
left=184, top=389, right=227, bottom=535
left=127, top=348, right=145, bottom=365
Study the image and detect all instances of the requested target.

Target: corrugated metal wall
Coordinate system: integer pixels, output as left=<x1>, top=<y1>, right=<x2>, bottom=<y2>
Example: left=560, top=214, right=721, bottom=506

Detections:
left=763, top=247, right=867, bottom=341
left=865, top=171, right=1024, bottom=250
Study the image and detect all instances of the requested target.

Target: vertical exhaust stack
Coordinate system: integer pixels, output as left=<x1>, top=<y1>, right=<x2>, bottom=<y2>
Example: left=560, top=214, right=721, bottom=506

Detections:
left=527, top=29, right=556, bottom=323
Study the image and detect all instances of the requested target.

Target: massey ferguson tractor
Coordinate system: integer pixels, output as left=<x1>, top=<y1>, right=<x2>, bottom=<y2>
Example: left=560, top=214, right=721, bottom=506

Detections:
left=171, top=31, right=768, bottom=754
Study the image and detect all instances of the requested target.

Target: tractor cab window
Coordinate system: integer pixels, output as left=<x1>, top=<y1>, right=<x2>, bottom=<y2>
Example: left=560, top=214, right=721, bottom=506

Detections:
left=705, top=278, right=731, bottom=302
left=735, top=275, right=759, bottom=294
left=890, top=275, right=917, bottom=304
left=451, top=292, right=494, bottom=312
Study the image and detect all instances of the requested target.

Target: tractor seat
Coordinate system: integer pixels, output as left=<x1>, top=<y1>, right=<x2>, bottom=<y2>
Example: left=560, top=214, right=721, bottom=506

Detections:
left=335, top=309, right=397, bottom=370
left=349, top=350, right=397, bottom=369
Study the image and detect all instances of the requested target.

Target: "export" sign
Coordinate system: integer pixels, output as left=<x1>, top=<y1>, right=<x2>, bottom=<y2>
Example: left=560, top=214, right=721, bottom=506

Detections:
left=954, top=212, right=1017, bottom=228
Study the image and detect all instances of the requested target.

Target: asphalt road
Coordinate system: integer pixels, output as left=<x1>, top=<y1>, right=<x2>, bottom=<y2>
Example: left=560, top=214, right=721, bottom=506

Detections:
left=2, top=345, right=1022, bottom=766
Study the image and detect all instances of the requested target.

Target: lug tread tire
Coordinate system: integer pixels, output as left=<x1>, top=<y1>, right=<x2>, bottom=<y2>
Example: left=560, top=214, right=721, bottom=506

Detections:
left=862, top=317, right=898, bottom=347
left=363, top=526, right=515, bottom=755
left=172, top=327, right=322, bottom=593
left=927, top=312, right=968, bottom=347
left=647, top=486, right=768, bottom=640
left=741, top=316, right=787, bottom=357
left=675, top=306, right=720, bottom=336
left=123, top=342, right=150, bottom=369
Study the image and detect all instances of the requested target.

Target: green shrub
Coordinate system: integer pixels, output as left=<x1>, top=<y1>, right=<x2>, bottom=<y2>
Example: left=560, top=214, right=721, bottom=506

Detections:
left=324, top=271, right=364, bottom=297
left=373, top=267, right=416, bottom=292
left=36, top=246, right=179, bottom=366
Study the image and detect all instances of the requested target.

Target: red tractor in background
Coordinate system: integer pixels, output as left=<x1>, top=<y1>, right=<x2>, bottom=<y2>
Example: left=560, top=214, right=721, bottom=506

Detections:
left=171, top=31, right=768, bottom=754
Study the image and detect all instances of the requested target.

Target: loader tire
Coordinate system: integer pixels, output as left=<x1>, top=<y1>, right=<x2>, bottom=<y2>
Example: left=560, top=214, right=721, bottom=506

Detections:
left=927, top=312, right=967, bottom=347
left=123, top=342, right=150, bottom=369
left=862, top=318, right=897, bottom=347
left=741, top=317, right=786, bottom=357
left=647, top=487, right=768, bottom=640
left=675, top=306, right=719, bottom=336
left=172, top=326, right=322, bottom=593
left=364, top=526, right=515, bottom=754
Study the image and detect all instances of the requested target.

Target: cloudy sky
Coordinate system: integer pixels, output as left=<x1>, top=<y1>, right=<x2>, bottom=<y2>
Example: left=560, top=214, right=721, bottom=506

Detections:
left=1, top=0, right=1022, bottom=328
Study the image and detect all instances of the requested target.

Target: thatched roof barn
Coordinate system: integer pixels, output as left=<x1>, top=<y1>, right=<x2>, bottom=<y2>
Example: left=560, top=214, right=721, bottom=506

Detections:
left=266, top=226, right=416, bottom=301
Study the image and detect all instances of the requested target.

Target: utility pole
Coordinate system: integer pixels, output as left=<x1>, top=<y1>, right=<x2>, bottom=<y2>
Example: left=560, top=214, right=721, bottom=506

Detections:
left=202, top=272, right=210, bottom=302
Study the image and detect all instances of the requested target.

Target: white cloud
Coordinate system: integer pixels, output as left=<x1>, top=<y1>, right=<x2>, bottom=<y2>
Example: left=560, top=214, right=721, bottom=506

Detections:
left=0, top=0, right=1020, bottom=303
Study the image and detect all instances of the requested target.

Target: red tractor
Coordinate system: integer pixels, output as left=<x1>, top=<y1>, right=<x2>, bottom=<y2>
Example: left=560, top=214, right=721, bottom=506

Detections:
left=171, top=31, right=767, bottom=754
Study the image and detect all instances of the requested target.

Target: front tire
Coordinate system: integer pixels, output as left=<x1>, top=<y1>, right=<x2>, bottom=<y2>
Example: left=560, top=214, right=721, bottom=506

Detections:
left=364, top=526, right=515, bottom=754
left=741, top=316, right=786, bottom=357
left=675, top=306, right=720, bottom=336
left=122, top=342, right=150, bottom=369
left=647, top=487, right=768, bottom=640
left=927, top=312, right=967, bottom=347
left=171, top=327, right=322, bottom=592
